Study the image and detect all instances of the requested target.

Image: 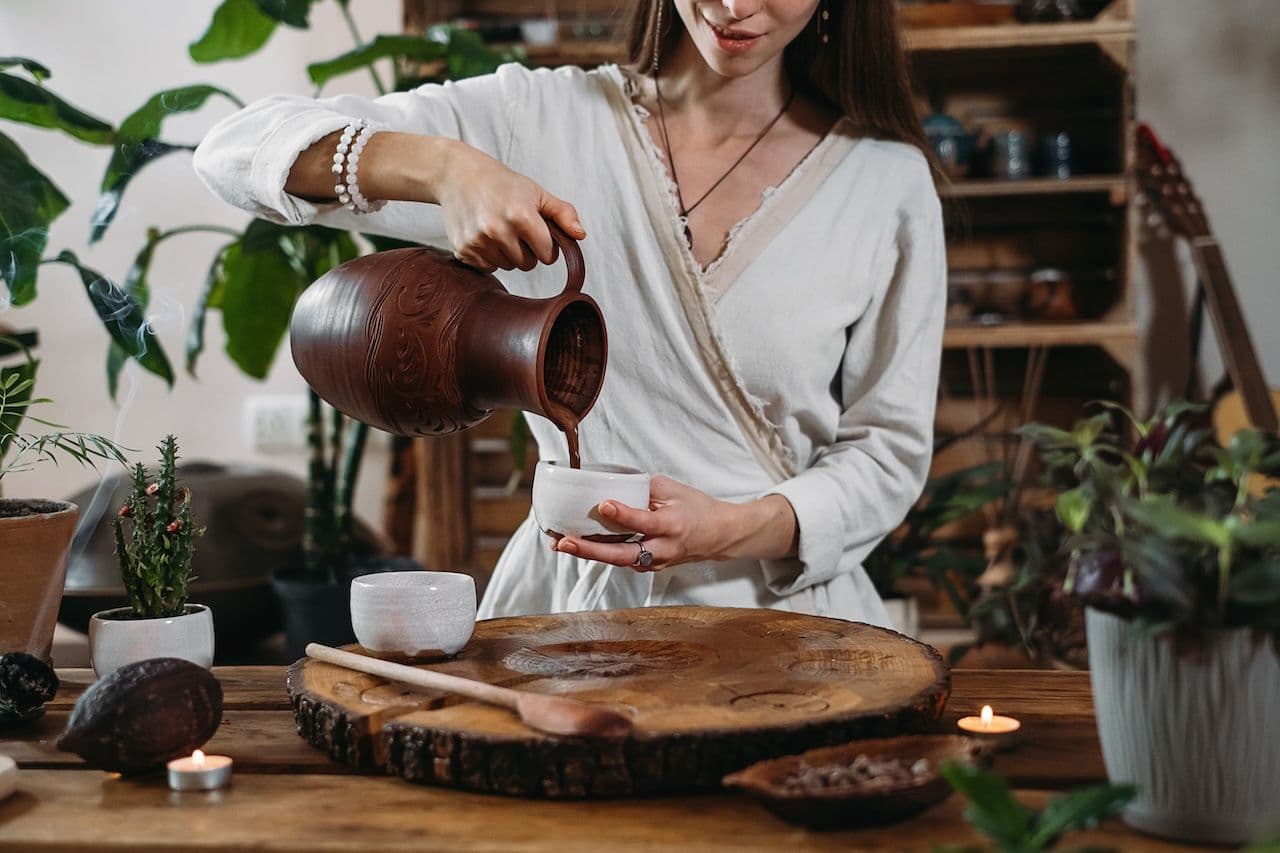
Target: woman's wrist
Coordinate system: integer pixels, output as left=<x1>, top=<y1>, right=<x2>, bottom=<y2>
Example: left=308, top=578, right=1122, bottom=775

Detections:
left=356, top=132, right=461, bottom=205
left=716, top=495, right=798, bottom=562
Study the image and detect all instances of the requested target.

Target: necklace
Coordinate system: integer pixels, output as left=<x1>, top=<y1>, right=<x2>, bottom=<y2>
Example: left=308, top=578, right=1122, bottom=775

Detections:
left=653, top=73, right=796, bottom=245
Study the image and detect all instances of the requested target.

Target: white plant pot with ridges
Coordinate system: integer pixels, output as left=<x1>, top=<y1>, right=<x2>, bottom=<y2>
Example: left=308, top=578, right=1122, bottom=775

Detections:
left=89, top=604, right=215, bottom=678
left=1086, top=608, right=1280, bottom=844
left=882, top=596, right=920, bottom=639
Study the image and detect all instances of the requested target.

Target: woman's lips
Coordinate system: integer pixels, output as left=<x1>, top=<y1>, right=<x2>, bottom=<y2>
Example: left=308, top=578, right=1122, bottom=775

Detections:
left=703, top=16, right=763, bottom=54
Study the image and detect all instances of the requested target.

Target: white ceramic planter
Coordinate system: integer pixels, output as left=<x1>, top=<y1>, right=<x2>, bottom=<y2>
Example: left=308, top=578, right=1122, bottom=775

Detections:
left=88, top=604, right=215, bottom=678
left=1086, top=608, right=1280, bottom=844
left=882, top=596, right=920, bottom=639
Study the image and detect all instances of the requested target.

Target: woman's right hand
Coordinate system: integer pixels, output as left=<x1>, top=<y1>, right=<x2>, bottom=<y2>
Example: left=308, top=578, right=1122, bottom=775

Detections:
left=432, top=139, right=585, bottom=273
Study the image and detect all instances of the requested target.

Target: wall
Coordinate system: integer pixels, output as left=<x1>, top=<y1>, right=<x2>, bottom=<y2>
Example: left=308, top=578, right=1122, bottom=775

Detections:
left=2, top=1, right=1278, bottom=542
left=0, top=1, right=400, bottom=534
left=1135, top=0, right=1280, bottom=406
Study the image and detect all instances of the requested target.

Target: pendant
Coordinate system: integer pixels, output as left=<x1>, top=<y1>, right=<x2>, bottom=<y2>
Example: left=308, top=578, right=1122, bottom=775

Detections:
left=683, top=223, right=693, bottom=246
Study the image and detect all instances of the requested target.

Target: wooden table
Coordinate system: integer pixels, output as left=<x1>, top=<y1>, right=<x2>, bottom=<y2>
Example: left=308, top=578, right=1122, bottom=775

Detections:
left=0, top=667, right=1193, bottom=851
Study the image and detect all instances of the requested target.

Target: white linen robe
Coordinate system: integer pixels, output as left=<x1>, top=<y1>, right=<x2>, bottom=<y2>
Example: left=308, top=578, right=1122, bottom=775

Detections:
left=193, top=63, right=947, bottom=627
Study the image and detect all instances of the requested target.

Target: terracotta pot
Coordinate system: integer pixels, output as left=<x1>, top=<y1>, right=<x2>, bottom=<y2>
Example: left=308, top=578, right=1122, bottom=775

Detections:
left=88, top=604, right=215, bottom=678
left=1087, top=608, right=1280, bottom=844
left=290, top=222, right=606, bottom=436
left=0, top=499, right=79, bottom=662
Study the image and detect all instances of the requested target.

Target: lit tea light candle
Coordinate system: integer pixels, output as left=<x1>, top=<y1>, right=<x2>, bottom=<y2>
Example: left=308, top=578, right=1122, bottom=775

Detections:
left=957, top=705, right=1022, bottom=750
left=0, top=755, right=17, bottom=801
left=166, top=749, right=233, bottom=791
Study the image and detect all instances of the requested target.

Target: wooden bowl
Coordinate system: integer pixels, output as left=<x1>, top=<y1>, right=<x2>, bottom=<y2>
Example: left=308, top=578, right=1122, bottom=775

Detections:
left=722, top=735, right=989, bottom=830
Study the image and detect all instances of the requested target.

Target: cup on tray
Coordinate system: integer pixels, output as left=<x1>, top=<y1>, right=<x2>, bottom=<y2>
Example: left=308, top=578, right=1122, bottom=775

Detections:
left=532, top=461, right=651, bottom=542
left=350, top=571, right=476, bottom=658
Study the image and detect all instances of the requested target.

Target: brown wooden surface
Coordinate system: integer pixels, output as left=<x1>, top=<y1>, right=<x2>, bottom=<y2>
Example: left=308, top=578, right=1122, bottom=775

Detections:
left=286, top=607, right=950, bottom=796
left=0, top=666, right=1186, bottom=851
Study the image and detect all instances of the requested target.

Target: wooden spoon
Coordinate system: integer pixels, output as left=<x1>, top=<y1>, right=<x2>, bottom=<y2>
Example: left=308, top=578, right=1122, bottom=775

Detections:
left=304, top=643, right=633, bottom=738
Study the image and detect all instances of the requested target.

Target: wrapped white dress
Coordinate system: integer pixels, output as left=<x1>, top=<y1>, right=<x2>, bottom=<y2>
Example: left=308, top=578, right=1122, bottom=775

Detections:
left=193, top=63, right=947, bottom=627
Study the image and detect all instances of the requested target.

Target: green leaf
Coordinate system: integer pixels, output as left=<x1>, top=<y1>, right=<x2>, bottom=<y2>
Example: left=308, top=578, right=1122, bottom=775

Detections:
left=52, top=250, right=174, bottom=387
left=0, top=130, right=69, bottom=304
left=218, top=241, right=306, bottom=379
left=1016, top=422, right=1076, bottom=450
left=941, top=762, right=1035, bottom=851
left=1124, top=495, right=1230, bottom=548
left=190, top=0, right=278, bottom=63
left=0, top=72, right=113, bottom=144
left=106, top=342, right=128, bottom=402
left=1056, top=486, right=1092, bottom=534
left=186, top=244, right=232, bottom=377
left=307, top=35, right=446, bottom=88
left=91, top=85, right=237, bottom=242
left=0, top=357, right=38, bottom=463
left=1233, top=519, right=1280, bottom=550
left=0, top=58, right=51, bottom=81
left=433, top=25, right=509, bottom=80
left=1229, top=559, right=1280, bottom=605
left=89, top=142, right=186, bottom=244
left=254, top=0, right=312, bottom=27
left=1026, top=783, right=1136, bottom=849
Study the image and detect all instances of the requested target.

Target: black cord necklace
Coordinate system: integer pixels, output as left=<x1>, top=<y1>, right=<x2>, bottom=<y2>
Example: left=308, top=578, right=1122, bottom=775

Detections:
left=653, top=73, right=796, bottom=246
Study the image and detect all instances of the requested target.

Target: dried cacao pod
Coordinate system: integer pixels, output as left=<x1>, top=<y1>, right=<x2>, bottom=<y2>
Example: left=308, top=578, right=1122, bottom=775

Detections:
left=57, top=658, right=222, bottom=774
left=0, top=652, right=59, bottom=725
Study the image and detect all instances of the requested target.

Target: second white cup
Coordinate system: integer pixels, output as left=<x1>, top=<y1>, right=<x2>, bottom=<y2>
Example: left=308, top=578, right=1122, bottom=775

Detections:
left=350, top=571, right=476, bottom=658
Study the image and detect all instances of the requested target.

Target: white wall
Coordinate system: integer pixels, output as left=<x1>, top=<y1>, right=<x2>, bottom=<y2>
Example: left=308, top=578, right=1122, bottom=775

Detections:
left=2, top=1, right=1278, bottom=531
left=1135, top=0, right=1280, bottom=406
left=0, top=1, right=400, bottom=530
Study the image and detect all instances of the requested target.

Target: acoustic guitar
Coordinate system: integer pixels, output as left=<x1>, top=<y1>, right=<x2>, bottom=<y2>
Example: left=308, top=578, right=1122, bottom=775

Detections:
left=1135, top=125, right=1280, bottom=456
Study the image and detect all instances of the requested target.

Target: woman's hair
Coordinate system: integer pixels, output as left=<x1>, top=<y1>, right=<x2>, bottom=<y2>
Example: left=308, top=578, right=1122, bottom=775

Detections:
left=625, top=1, right=933, bottom=172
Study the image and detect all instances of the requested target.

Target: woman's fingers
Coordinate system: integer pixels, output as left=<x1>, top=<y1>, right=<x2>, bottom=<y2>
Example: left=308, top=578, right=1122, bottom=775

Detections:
left=539, top=193, right=585, bottom=242
left=598, top=499, right=663, bottom=536
left=553, top=536, right=666, bottom=571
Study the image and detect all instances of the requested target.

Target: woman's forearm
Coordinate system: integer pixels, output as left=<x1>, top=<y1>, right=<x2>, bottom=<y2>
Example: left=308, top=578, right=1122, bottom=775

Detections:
left=718, top=495, right=799, bottom=561
left=283, top=130, right=463, bottom=205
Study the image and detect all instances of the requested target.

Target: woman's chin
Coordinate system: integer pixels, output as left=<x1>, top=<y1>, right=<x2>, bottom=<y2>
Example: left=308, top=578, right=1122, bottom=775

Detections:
left=692, top=41, right=775, bottom=78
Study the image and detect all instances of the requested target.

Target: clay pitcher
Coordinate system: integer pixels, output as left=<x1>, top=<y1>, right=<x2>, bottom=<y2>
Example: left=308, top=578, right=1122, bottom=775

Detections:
left=290, top=223, right=606, bottom=435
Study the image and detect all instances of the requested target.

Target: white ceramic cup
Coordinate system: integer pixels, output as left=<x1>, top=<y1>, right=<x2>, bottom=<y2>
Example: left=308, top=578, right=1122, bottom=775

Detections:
left=532, top=461, right=651, bottom=541
left=350, top=571, right=476, bottom=658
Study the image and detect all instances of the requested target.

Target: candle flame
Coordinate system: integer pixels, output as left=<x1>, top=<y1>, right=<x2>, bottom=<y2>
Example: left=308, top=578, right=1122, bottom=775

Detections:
left=193, top=749, right=206, bottom=767
left=981, top=705, right=993, bottom=729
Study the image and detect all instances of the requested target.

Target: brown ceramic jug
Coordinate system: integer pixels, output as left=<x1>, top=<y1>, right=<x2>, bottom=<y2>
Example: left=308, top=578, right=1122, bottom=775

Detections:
left=290, top=223, right=606, bottom=436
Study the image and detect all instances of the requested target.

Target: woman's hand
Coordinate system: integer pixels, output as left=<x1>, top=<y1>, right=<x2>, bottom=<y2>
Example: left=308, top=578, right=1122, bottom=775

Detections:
left=433, top=140, right=584, bottom=273
left=551, top=476, right=799, bottom=571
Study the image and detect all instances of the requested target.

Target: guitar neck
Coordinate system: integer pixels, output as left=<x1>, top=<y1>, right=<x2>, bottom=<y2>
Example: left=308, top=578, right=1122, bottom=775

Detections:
left=1191, top=239, right=1279, bottom=433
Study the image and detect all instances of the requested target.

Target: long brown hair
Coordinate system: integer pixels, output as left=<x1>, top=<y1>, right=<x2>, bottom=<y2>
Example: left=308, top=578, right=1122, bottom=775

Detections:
left=625, top=1, right=934, bottom=173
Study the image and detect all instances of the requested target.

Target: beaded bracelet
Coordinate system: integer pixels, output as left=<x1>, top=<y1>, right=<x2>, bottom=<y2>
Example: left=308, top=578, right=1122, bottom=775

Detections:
left=331, top=119, right=385, bottom=215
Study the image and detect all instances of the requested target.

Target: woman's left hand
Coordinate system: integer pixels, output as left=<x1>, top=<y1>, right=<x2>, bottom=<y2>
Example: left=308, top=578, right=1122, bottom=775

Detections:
left=550, top=476, right=798, bottom=571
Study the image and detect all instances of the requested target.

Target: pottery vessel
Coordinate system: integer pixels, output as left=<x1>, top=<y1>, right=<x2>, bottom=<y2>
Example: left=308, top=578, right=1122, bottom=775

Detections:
left=532, top=462, right=651, bottom=541
left=1087, top=608, right=1280, bottom=844
left=883, top=595, right=921, bottom=639
left=290, top=222, right=606, bottom=436
left=88, top=604, right=215, bottom=678
left=0, top=499, right=79, bottom=662
left=350, top=571, right=476, bottom=658
left=0, top=755, right=15, bottom=801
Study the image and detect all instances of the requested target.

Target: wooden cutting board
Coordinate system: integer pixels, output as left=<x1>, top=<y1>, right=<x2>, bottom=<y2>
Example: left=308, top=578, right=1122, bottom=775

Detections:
left=286, top=606, right=949, bottom=798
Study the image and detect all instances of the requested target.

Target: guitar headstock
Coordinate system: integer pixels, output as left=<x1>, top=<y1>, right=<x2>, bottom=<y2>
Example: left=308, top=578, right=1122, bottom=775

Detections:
left=1135, top=124, right=1211, bottom=240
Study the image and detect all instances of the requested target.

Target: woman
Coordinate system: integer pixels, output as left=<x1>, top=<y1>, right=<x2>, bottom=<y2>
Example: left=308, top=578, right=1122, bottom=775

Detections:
left=193, top=0, right=946, bottom=626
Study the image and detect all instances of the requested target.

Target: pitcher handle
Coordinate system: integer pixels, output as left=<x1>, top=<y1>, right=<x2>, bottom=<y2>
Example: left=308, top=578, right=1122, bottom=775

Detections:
left=547, top=219, right=586, bottom=293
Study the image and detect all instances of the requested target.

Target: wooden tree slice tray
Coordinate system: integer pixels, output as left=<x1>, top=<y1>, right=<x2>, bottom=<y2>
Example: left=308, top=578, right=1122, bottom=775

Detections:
left=287, top=606, right=949, bottom=798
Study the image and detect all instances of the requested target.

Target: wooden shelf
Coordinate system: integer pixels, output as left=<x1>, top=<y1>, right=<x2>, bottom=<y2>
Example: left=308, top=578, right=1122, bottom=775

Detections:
left=905, top=18, right=1134, bottom=53
left=943, top=321, right=1138, bottom=349
left=939, top=175, right=1128, bottom=201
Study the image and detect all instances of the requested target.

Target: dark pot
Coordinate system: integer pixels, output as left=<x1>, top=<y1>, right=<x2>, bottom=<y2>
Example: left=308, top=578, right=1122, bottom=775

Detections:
left=270, top=555, right=425, bottom=661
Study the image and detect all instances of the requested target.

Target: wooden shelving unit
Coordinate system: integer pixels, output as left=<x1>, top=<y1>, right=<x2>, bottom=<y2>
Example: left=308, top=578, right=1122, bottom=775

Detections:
left=395, top=0, right=1145, bottom=583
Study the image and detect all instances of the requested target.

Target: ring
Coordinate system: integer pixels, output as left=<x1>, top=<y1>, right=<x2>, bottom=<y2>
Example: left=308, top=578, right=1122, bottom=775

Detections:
left=632, top=542, right=654, bottom=568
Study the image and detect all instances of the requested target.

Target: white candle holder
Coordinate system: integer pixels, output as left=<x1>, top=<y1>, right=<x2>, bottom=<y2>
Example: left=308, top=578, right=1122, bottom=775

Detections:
left=166, top=750, right=233, bottom=791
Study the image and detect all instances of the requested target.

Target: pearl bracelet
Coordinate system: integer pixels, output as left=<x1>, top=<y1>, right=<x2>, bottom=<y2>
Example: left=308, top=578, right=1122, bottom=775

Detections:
left=331, top=119, right=385, bottom=215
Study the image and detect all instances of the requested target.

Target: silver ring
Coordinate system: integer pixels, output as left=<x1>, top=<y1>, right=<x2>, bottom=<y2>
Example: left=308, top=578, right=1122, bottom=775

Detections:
left=633, top=542, right=654, bottom=568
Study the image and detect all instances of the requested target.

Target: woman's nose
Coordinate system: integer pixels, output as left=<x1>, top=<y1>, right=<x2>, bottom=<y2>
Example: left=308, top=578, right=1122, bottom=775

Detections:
left=721, top=0, right=764, bottom=21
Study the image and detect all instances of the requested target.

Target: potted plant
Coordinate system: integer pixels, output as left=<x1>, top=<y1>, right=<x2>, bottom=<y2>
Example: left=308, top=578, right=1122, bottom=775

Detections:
left=1021, top=401, right=1280, bottom=844
left=865, top=462, right=1005, bottom=638
left=1, top=337, right=126, bottom=664
left=89, top=435, right=210, bottom=678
